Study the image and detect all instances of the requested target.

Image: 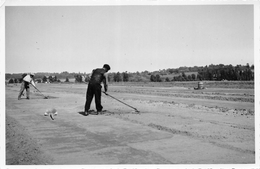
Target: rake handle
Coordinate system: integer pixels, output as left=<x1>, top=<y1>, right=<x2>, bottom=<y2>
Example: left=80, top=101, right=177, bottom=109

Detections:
left=103, top=92, right=139, bottom=112
left=31, top=84, right=46, bottom=97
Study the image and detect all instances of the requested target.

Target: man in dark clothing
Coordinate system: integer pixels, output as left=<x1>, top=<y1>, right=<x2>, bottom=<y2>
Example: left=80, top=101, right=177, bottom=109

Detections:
left=84, top=64, right=111, bottom=115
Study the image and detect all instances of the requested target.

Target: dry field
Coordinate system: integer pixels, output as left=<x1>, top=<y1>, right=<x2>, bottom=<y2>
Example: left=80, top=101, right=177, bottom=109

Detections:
left=5, top=81, right=255, bottom=165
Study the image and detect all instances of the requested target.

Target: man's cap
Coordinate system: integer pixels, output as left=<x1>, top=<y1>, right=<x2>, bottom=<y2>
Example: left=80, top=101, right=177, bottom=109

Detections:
left=30, top=73, right=35, bottom=76
left=103, top=64, right=111, bottom=71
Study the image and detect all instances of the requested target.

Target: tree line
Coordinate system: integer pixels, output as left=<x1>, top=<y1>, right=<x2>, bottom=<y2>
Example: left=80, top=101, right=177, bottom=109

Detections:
left=108, top=64, right=254, bottom=82
left=6, top=63, right=254, bottom=84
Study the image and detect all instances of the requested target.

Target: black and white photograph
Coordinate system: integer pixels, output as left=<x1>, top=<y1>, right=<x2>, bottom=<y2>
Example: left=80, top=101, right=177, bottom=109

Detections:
left=1, top=0, right=259, bottom=168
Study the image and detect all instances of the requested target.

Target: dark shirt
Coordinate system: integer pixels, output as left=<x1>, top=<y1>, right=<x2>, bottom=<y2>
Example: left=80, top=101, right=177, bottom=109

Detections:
left=90, top=68, right=107, bottom=84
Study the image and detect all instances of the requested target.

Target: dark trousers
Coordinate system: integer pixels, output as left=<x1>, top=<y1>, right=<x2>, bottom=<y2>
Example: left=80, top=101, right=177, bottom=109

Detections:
left=18, top=81, right=30, bottom=99
left=84, top=83, right=103, bottom=112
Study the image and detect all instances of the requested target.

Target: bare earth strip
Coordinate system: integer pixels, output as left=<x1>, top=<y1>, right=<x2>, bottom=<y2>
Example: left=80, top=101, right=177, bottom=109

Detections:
left=5, top=83, right=255, bottom=165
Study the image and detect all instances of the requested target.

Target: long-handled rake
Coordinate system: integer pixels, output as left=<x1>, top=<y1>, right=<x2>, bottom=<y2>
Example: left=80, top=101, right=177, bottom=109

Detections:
left=103, top=91, right=140, bottom=113
left=31, top=85, right=49, bottom=99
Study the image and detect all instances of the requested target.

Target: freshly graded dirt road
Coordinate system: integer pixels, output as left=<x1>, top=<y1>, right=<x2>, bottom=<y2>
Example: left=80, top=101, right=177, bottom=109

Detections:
left=5, top=83, right=255, bottom=165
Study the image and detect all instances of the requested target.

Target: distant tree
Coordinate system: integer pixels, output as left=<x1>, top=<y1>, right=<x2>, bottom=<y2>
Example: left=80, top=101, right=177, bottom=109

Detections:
left=182, top=72, right=187, bottom=81
left=174, top=69, right=179, bottom=74
left=114, top=72, right=122, bottom=82
left=47, top=75, right=58, bottom=83
left=107, top=74, right=111, bottom=82
left=54, top=76, right=58, bottom=82
left=65, top=77, right=70, bottom=82
left=245, top=68, right=253, bottom=81
left=246, top=63, right=250, bottom=68
left=187, top=75, right=192, bottom=81
left=5, top=73, right=12, bottom=80
left=167, top=69, right=174, bottom=74
left=150, top=75, right=156, bottom=82
left=191, top=74, right=196, bottom=81
left=18, top=78, right=22, bottom=83
left=131, top=75, right=145, bottom=82
left=173, top=76, right=179, bottom=81
left=42, top=76, right=47, bottom=83
left=165, top=77, right=170, bottom=82
left=207, top=70, right=213, bottom=80
left=122, top=72, right=129, bottom=82
left=8, top=78, right=14, bottom=83
left=155, top=74, right=161, bottom=82
left=74, top=74, right=83, bottom=83
left=197, top=74, right=202, bottom=81
left=49, top=76, right=53, bottom=83
left=13, top=78, right=19, bottom=83
left=176, top=75, right=182, bottom=81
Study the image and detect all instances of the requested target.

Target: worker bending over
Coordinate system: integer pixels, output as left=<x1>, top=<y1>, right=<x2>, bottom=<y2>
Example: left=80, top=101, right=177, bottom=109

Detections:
left=84, top=64, right=111, bottom=116
left=18, top=73, right=36, bottom=100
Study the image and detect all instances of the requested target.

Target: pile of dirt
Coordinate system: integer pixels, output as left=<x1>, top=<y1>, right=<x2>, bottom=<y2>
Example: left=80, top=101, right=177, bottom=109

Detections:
left=6, top=115, right=52, bottom=165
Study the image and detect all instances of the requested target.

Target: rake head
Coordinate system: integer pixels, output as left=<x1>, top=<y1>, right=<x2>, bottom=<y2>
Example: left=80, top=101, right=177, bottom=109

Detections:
left=103, top=91, right=140, bottom=113
left=133, top=109, right=140, bottom=114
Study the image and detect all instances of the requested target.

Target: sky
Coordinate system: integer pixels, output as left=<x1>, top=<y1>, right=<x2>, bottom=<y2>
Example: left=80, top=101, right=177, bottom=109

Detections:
left=5, top=4, right=255, bottom=74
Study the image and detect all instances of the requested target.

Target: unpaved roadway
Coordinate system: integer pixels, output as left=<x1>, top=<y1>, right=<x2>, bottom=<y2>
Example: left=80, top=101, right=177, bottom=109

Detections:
left=6, top=83, right=255, bottom=164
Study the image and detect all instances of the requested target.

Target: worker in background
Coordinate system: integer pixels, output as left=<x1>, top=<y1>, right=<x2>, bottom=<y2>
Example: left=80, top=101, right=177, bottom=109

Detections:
left=18, top=73, right=36, bottom=100
left=84, top=64, right=111, bottom=116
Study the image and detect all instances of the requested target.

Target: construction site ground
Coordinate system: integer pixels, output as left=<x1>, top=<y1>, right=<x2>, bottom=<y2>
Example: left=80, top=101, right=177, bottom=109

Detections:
left=5, top=82, right=256, bottom=166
